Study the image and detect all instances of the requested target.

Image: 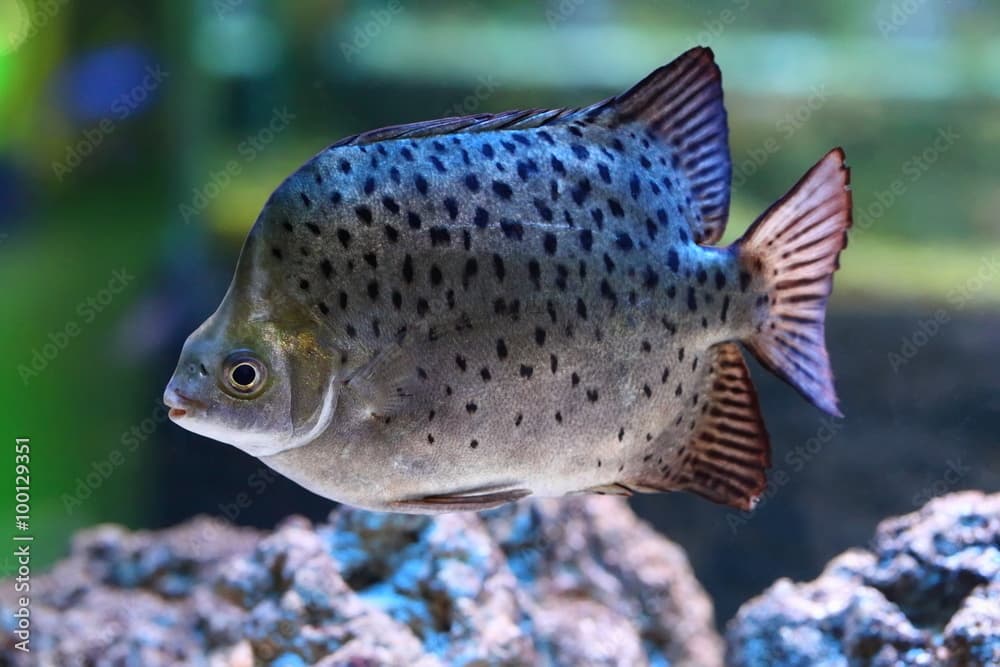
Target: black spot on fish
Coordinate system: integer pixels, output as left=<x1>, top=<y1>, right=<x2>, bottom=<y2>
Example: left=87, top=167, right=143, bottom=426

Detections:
left=643, top=266, right=659, bottom=289
left=519, top=364, right=534, bottom=379
left=482, top=143, right=495, bottom=158
left=571, top=372, right=580, bottom=386
left=429, top=155, right=446, bottom=173
left=496, top=338, right=508, bottom=360
left=381, top=196, right=400, bottom=215
left=464, top=174, right=480, bottom=192
left=597, top=163, right=611, bottom=183
left=318, top=302, right=329, bottom=315
left=528, top=259, right=541, bottom=289
left=539, top=130, right=554, bottom=145
left=443, top=197, right=459, bottom=220
left=363, top=252, right=377, bottom=269
left=337, top=228, right=351, bottom=248
left=339, top=291, right=348, bottom=310
left=661, top=367, right=670, bottom=383
left=678, top=347, right=685, bottom=362
left=392, top=290, right=402, bottom=310
left=414, top=174, right=428, bottom=196
left=305, top=222, right=321, bottom=236
left=473, top=207, right=490, bottom=228
left=720, top=295, right=730, bottom=323
left=555, top=264, right=568, bottom=291
left=462, top=258, right=478, bottom=288
left=281, top=219, right=293, bottom=232
left=715, top=270, right=727, bottom=290
left=493, top=298, right=507, bottom=315
left=367, top=281, right=379, bottom=300
left=501, top=140, right=516, bottom=154
left=641, top=340, right=652, bottom=353
left=550, top=354, right=558, bottom=374
left=600, top=279, right=617, bottom=307
left=469, top=439, right=478, bottom=449
left=402, top=254, right=414, bottom=284
left=697, top=269, right=708, bottom=285
left=384, top=225, right=399, bottom=243
left=389, top=166, right=401, bottom=183
left=271, top=247, right=283, bottom=260
left=571, top=178, right=591, bottom=205
left=429, top=264, right=443, bottom=286
left=570, top=144, right=589, bottom=160
left=555, top=411, right=563, bottom=423
left=667, top=249, right=680, bottom=273
left=338, top=159, right=351, bottom=174
left=543, top=233, right=557, bottom=256
left=371, top=319, right=381, bottom=338
left=608, top=199, right=624, bottom=217
left=513, top=133, right=530, bottom=146
left=546, top=299, right=557, bottom=323
left=675, top=383, right=683, bottom=397
left=427, top=433, right=435, bottom=444
left=645, top=218, right=658, bottom=241
left=407, top=211, right=422, bottom=230
left=455, top=354, right=467, bottom=372
left=590, top=208, right=604, bottom=230
left=492, top=180, right=513, bottom=199
left=346, top=323, right=356, bottom=338
left=533, top=198, right=553, bottom=222
left=687, top=287, right=697, bottom=311
left=534, top=327, right=546, bottom=346
left=615, top=233, right=634, bottom=252
left=586, top=388, right=599, bottom=402
left=299, top=278, right=310, bottom=291
left=603, top=253, right=615, bottom=274
left=629, top=174, right=641, bottom=199
left=363, top=177, right=375, bottom=196
left=500, top=220, right=524, bottom=240
left=492, top=253, right=505, bottom=281
left=568, top=125, right=583, bottom=137
left=400, top=147, right=414, bottom=161
left=740, top=271, right=751, bottom=291
left=429, top=227, right=451, bottom=246
left=320, top=259, right=333, bottom=278
left=466, top=401, right=478, bottom=414
left=576, top=298, right=588, bottom=320
left=416, top=298, right=429, bottom=317
left=480, top=367, right=491, bottom=382
left=515, top=412, right=523, bottom=426
left=551, top=155, right=565, bottom=174
left=579, top=229, right=594, bottom=252
left=643, top=384, right=652, bottom=398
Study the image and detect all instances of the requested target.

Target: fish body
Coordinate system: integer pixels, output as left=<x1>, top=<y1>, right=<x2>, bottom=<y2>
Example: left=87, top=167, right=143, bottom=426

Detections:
left=165, top=48, right=852, bottom=513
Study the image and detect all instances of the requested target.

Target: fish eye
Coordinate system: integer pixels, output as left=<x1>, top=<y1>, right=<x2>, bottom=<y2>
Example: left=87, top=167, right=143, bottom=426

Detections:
left=221, top=351, right=267, bottom=397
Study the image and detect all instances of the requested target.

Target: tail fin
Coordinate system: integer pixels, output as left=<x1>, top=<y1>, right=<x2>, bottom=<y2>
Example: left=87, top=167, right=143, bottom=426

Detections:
left=738, top=148, right=852, bottom=417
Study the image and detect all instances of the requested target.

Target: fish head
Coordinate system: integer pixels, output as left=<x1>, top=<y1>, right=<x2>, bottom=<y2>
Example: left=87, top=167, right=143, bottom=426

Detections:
left=164, top=234, right=342, bottom=457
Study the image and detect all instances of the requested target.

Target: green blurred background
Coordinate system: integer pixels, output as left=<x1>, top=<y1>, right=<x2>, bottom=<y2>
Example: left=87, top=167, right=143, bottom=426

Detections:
left=1, top=0, right=998, bottom=623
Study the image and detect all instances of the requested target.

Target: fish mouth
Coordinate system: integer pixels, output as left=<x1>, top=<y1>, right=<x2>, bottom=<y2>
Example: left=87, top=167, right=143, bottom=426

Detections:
left=164, top=388, right=206, bottom=420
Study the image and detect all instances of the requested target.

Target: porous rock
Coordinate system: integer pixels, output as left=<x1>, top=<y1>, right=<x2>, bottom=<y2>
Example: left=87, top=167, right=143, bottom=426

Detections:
left=1, top=497, right=723, bottom=666
left=726, top=491, right=1000, bottom=666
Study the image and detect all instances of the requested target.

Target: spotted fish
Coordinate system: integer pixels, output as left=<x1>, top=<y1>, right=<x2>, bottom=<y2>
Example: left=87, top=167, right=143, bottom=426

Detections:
left=164, top=47, right=852, bottom=513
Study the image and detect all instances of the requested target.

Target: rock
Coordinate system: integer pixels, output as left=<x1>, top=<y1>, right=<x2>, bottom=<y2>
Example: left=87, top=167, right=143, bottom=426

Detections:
left=726, top=490, right=1000, bottom=667
left=1, top=497, right=723, bottom=666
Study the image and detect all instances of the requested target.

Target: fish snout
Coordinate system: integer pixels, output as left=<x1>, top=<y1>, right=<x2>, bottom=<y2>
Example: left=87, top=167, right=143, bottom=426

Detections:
left=164, top=365, right=210, bottom=420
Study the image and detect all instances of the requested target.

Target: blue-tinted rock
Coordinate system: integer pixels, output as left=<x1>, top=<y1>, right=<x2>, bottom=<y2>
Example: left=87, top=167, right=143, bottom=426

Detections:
left=727, top=491, right=1000, bottom=666
left=0, top=497, right=722, bottom=666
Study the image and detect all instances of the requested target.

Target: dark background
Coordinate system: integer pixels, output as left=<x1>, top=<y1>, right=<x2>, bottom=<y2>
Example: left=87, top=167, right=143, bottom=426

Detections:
left=1, top=0, right=998, bottom=625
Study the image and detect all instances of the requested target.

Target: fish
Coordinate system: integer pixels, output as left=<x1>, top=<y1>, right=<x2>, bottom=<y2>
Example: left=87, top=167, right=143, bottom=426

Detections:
left=164, top=47, right=852, bottom=513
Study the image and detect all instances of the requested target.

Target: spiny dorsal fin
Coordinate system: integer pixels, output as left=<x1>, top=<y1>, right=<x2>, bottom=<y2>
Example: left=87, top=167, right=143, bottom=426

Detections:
left=632, top=342, right=770, bottom=510
left=608, top=46, right=731, bottom=245
left=331, top=48, right=731, bottom=247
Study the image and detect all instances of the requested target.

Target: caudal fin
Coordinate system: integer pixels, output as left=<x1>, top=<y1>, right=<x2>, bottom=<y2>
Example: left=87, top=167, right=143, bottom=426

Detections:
left=738, top=148, right=852, bottom=417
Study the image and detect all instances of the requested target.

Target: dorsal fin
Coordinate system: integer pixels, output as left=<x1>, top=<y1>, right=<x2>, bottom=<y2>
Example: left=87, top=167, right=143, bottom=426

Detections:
left=608, top=46, right=731, bottom=244
left=332, top=47, right=731, bottom=244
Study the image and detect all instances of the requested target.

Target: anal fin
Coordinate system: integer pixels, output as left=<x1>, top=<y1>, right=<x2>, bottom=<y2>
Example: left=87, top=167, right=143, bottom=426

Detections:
left=635, top=342, right=771, bottom=511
